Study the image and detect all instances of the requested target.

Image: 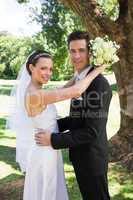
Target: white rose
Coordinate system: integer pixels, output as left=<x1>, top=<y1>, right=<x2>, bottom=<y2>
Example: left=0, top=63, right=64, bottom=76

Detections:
left=94, top=56, right=104, bottom=66
left=90, top=36, right=120, bottom=66
left=112, top=55, right=119, bottom=63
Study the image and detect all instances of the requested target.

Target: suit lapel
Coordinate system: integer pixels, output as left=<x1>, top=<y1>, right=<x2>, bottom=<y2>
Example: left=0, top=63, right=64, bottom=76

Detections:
left=86, top=66, right=94, bottom=76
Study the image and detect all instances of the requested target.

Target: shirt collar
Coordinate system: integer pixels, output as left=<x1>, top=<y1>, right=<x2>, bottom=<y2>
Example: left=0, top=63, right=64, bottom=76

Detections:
left=75, top=65, right=92, bottom=81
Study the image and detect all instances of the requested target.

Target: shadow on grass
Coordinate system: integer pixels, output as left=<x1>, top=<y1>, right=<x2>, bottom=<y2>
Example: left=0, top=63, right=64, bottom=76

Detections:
left=0, top=118, right=16, bottom=139
left=109, top=163, right=133, bottom=200
left=63, top=150, right=133, bottom=200
left=0, top=135, right=16, bottom=139
left=62, top=149, right=72, bottom=166
left=0, top=173, right=24, bottom=200
left=62, top=150, right=82, bottom=199
left=0, top=85, right=12, bottom=96
left=67, top=175, right=82, bottom=200
left=0, top=130, right=5, bottom=138
left=0, top=145, right=19, bottom=171
left=0, top=117, right=7, bottom=130
left=0, top=173, right=24, bottom=185
left=112, top=193, right=132, bottom=200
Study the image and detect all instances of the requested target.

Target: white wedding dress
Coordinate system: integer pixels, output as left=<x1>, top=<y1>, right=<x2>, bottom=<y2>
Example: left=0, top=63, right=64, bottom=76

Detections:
left=23, top=103, right=69, bottom=200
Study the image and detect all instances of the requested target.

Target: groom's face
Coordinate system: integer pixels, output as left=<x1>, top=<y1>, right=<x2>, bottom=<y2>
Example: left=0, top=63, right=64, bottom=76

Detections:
left=69, top=39, right=90, bottom=73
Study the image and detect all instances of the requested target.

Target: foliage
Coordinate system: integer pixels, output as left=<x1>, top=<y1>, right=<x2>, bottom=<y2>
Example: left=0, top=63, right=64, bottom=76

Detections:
left=0, top=34, right=43, bottom=79
left=97, top=0, right=119, bottom=20
left=0, top=0, right=84, bottom=80
left=31, top=0, right=84, bottom=80
left=16, top=0, right=119, bottom=80
left=4, top=0, right=119, bottom=80
left=17, top=0, right=119, bottom=20
left=0, top=35, right=26, bottom=79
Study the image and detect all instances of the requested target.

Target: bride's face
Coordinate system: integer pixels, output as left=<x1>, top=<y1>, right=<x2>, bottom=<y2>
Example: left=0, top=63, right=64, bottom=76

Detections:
left=30, top=57, right=53, bottom=84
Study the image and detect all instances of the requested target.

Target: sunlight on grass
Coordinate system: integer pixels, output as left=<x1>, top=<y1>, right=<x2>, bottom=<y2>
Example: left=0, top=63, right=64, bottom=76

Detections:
left=108, top=163, right=133, bottom=199
left=0, top=130, right=16, bottom=147
left=65, top=163, right=82, bottom=200
left=0, top=138, right=16, bottom=147
left=0, top=161, right=22, bottom=180
left=64, top=163, right=74, bottom=171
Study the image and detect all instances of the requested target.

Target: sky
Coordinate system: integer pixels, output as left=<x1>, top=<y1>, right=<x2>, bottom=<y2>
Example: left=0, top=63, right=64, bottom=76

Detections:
left=0, top=0, right=42, bottom=36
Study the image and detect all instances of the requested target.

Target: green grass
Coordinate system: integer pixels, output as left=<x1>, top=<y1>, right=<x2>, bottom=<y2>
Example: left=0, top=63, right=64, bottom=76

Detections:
left=111, top=83, right=118, bottom=94
left=0, top=85, right=13, bottom=96
left=0, top=117, right=133, bottom=200
left=0, top=80, right=117, bottom=96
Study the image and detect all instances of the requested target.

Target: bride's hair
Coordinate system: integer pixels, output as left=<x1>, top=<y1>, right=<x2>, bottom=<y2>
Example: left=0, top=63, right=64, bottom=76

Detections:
left=26, top=50, right=52, bottom=75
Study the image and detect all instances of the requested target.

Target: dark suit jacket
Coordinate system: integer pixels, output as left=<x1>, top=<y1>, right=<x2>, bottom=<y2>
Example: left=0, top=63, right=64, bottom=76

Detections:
left=51, top=68, right=112, bottom=175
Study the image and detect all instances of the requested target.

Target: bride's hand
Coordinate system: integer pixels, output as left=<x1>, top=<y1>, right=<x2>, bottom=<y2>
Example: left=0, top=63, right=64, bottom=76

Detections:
left=96, top=64, right=110, bottom=73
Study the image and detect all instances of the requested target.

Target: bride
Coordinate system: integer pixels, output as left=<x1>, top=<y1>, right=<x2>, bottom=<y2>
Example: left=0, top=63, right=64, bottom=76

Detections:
left=9, top=50, right=106, bottom=200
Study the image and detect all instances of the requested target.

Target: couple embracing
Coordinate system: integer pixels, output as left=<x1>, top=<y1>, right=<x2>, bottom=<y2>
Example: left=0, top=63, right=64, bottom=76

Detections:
left=9, top=31, right=112, bottom=200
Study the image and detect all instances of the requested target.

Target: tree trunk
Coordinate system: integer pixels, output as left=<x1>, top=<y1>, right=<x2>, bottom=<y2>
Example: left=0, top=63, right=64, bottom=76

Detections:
left=110, top=61, right=133, bottom=171
left=109, top=29, right=133, bottom=171
left=58, top=0, right=133, bottom=171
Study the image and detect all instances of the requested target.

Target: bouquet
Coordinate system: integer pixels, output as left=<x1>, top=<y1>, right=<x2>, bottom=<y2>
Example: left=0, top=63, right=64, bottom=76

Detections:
left=89, top=36, right=120, bottom=67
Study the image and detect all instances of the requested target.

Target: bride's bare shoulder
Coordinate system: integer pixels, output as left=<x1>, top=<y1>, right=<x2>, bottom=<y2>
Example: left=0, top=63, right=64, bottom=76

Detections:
left=25, top=88, right=46, bottom=117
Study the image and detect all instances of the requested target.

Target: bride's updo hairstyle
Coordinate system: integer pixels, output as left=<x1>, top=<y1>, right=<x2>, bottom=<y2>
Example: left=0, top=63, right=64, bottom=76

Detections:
left=26, top=50, right=52, bottom=75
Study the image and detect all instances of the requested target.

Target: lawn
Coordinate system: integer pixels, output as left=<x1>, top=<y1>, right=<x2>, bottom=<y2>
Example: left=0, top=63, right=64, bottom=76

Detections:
left=0, top=79, right=133, bottom=200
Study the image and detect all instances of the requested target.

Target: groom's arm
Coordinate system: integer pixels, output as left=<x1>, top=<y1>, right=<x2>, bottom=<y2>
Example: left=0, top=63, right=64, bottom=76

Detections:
left=51, top=122, right=98, bottom=149
left=57, top=117, right=71, bottom=132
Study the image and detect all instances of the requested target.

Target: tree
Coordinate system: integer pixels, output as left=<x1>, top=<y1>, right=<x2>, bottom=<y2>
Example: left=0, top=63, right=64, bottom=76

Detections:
left=31, top=0, right=84, bottom=80
left=0, top=35, right=45, bottom=79
left=16, top=0, right=84, bottom=80
left=17, top=0, right=133, bottom=170
left=0, top=0, right=83, bottom=80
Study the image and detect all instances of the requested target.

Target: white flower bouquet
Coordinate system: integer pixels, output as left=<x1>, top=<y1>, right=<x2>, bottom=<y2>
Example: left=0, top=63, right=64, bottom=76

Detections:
left=89, top=36, right=120, bottom=67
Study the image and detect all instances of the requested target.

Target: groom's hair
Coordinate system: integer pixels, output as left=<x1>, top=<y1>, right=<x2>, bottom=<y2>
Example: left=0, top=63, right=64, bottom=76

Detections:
left=67, top=31, right=91, bottom=50
left=26, top=50, right=52, bottom=75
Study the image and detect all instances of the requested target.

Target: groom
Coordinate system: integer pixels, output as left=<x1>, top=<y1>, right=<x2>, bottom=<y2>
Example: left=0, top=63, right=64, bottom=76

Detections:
left=35, top=31, right=112, bottom=200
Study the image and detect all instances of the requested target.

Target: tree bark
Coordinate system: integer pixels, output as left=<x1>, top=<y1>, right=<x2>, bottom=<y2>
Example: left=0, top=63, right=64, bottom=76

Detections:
left=58, top=0, right=133, bottom=171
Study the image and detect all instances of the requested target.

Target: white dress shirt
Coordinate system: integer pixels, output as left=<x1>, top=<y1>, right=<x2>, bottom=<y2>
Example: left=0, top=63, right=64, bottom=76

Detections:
left=75, top=66, right=92, bottom=100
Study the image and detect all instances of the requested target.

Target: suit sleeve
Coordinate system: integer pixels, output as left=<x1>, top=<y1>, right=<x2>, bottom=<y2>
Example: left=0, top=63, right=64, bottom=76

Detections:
left=51, top=77, right=112, bottom=149
left=57, top=117, right=71, bottom=132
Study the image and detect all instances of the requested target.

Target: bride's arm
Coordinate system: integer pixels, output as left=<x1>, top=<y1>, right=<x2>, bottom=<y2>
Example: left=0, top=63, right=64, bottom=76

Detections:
left=27, top=65, right=106, bottom=109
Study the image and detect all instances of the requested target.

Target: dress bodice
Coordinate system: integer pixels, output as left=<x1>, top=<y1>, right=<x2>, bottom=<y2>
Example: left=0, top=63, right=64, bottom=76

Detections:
left=30, top=104, right=59, bottom=133
left=23, top=103, right=69, bottom=200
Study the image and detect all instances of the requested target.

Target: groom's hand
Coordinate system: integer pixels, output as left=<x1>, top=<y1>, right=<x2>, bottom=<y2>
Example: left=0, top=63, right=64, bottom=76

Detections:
left=35, top=130, right=52, bottom=146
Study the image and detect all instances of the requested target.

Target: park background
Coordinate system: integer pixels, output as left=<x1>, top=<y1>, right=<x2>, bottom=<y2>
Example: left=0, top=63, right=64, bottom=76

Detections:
left=0, top=0, right=132, bottom=199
